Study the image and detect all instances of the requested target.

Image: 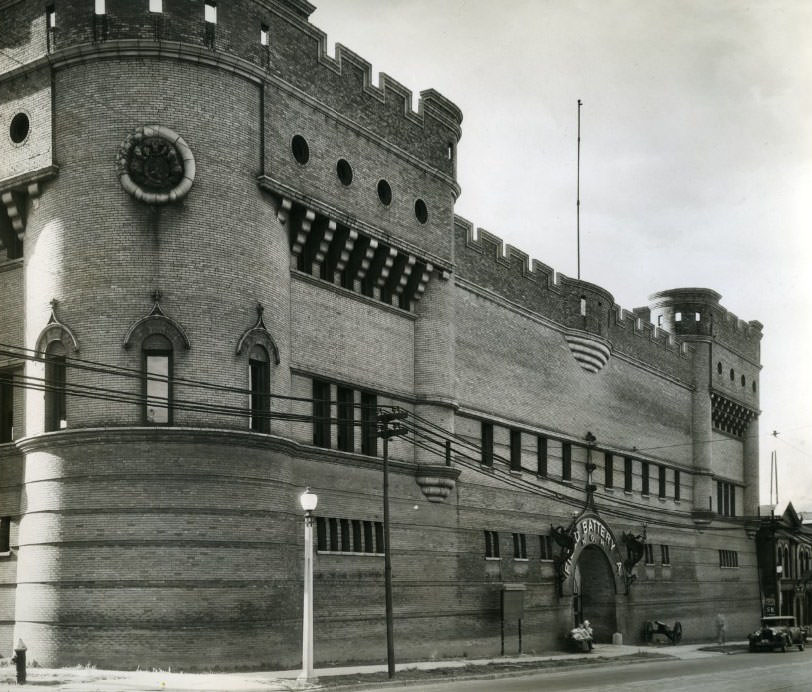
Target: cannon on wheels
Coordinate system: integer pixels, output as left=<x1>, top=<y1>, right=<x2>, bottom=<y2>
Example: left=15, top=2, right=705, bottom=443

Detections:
left=644, top=620, right=682, bottom=644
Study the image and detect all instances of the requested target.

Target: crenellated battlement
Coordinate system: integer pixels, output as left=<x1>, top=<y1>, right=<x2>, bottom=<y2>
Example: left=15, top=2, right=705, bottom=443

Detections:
left=454, top=215, right=699, bottom=381
left=0, top=0, right=462, bottom=174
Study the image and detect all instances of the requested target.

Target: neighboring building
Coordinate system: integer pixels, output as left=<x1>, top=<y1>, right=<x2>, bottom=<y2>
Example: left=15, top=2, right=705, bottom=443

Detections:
left=755, top=503, right=812, bottom=625
left=0, top=0, right=763, bottom=670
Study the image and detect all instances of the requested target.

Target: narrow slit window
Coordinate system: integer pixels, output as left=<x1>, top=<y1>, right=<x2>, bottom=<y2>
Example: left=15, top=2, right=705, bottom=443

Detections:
left=0, top=516, right=10, bottom=553
left=149, top=0, right=162, bottom=13
left=562, top=442, right=572, bottom=481
left=481, top=422, right=493, bottom=467
left=658, top=465, right=666, bottom=498
left=360, top=392, right=377, bottom=457
left=204, top=2, right=218, bottom=23
left=47, top=5, right=56, bottom=28
left=336, top=386, right=354, bottom=452
left=44, top=341, right=67, bottom=432
left=143, top=334, right=172, bottom=425
left=579, top=296, right=587, bottom=316
left=484, top=530, right=499, bottom=558
left=604, top=452, right=613, bottom=488
left=509, top=429, right=522, bottom=471
left=260, top=24, right=269, bottom=46
left=248, top=345, right=270, bottom=434
left=95, top=0, right=106, bottom=14
left=537, top=436, right=548, bottom=477
left=675, top=311, right=682, bottom=321
left=0, top=374, right=13, bottom=442
left=312, top=379, right=331, bottom=448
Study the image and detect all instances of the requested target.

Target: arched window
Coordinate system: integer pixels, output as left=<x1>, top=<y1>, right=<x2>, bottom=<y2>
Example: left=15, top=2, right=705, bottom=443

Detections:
left=143, top=334, right=172, bottom=424
left=44, top=341, right=67, bottom=432
left=579, top=296, right=587, bottom=317
left=249, top=344, right=270, bottom=433
left=36, top=301, right=79, bottom=433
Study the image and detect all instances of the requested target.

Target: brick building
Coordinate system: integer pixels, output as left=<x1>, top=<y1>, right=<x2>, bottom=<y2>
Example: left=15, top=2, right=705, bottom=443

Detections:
left=0, top=0, right=764, bottom=670
left=755, top=503, right=812, bottom=624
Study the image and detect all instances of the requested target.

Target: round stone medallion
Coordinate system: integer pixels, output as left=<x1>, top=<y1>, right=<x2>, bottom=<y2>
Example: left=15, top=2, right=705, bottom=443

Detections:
left=116, top=125, right=195, bottom=204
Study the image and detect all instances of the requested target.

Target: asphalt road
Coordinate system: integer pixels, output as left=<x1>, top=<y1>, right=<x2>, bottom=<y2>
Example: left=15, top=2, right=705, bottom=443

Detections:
left=373, top=650, right=812, bottom=692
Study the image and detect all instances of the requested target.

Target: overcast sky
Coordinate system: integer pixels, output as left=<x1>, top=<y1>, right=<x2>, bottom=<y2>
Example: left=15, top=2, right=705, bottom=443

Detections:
left=311, top=0, right=812, bottom=511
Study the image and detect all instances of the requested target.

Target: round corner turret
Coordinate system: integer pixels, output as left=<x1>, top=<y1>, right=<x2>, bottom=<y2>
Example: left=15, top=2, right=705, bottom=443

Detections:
left=647, top=287, right=721, bottom=338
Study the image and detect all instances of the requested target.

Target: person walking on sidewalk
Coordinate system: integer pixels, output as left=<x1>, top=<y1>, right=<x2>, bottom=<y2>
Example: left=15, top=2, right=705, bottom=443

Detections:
left=715, top=613, right=727, bottom=645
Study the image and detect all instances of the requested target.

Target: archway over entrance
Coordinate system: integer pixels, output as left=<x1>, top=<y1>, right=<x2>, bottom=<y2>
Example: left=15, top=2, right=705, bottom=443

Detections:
left=573, top=545, right=617, bottom=643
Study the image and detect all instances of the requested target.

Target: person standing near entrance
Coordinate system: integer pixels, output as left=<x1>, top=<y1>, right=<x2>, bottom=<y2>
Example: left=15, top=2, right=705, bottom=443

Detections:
left=715, top=613, right=727, bottom=645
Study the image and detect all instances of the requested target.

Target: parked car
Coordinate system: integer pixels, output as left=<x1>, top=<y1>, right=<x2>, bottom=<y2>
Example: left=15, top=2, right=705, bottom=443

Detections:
left=748, top=616, right=807, bottom=652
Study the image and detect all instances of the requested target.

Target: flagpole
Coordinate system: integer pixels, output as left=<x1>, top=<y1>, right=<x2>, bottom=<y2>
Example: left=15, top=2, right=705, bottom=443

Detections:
left=577, top=99, right=582, bottom=280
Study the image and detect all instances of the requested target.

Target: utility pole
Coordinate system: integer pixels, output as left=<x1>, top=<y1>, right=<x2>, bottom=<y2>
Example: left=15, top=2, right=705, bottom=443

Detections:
left=377, top=408, right=408, bottom=679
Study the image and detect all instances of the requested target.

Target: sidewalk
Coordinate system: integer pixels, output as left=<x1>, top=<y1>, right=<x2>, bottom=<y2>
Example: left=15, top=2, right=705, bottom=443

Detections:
left=0, top=641, right=744, bottom=691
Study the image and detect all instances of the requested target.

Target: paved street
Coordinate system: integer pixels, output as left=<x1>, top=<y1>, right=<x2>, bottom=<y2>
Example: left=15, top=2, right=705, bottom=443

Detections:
left=375, top=650, right=811, bottom=692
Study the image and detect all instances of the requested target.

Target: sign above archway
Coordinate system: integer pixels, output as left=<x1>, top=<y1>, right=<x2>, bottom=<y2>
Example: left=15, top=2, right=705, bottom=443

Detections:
left=558, top=511, right=625, bottom=596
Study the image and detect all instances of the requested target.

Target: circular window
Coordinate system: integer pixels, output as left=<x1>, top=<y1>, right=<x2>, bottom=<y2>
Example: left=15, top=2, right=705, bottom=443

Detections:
left=729, top=368, right=735, bottom=381
left=9, top=112, right=30, bottom=144
left=291, top=135, right=309, bottom=165
left=377, top=179, right=392, bottom=206
left=717, top=362, right=722, bottom=375
left=336, top=158, right=353, bottom=186
left=414, top=198, right=428, bottom=224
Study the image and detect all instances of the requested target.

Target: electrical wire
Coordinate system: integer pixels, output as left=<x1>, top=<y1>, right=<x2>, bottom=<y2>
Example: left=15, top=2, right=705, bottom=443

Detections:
left=0, top=342, right=763, bottom=529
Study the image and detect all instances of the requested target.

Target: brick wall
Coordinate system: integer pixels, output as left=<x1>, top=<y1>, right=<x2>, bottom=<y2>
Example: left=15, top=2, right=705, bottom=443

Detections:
left=0, top=68, right=52, bottom=182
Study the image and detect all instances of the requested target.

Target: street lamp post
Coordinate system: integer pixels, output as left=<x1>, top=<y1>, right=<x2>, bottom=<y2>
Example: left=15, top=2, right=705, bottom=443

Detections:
left=298, top=487, right=318, bottom=687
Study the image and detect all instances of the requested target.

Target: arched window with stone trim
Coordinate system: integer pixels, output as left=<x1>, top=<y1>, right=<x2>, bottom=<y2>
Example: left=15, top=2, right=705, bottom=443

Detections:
left=236, top=304, right=280, bottom=434
left=124, top=294, right=190, bottom=426
left=36, top=300, right=80, bottom=433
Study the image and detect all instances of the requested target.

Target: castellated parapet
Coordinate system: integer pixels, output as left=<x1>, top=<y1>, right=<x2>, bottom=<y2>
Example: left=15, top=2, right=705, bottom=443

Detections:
left=0, top=0, right=461, bottom=176
left=453, top=215, right=703, bottom=383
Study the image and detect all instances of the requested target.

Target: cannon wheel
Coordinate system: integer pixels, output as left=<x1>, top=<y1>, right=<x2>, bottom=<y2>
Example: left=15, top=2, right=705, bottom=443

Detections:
left=673, top=621, right=682, bottom=644
left=644, top=621, right=654, bottom=642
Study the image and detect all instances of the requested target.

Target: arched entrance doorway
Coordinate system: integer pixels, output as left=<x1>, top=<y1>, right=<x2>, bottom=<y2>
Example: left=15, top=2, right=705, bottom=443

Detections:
left=572, top=545, right=617, bottom=643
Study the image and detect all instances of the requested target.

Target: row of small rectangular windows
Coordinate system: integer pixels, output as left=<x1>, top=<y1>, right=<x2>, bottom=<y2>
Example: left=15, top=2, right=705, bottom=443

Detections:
left=78, top=1, right=219, bottom=20
left=316, top=516, right=384, bottom=555
left=719, top=550, right=739, bottom=568
left=481, top=423, right=681, bottom=500
left=485, top=531, right=672, bottom=566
